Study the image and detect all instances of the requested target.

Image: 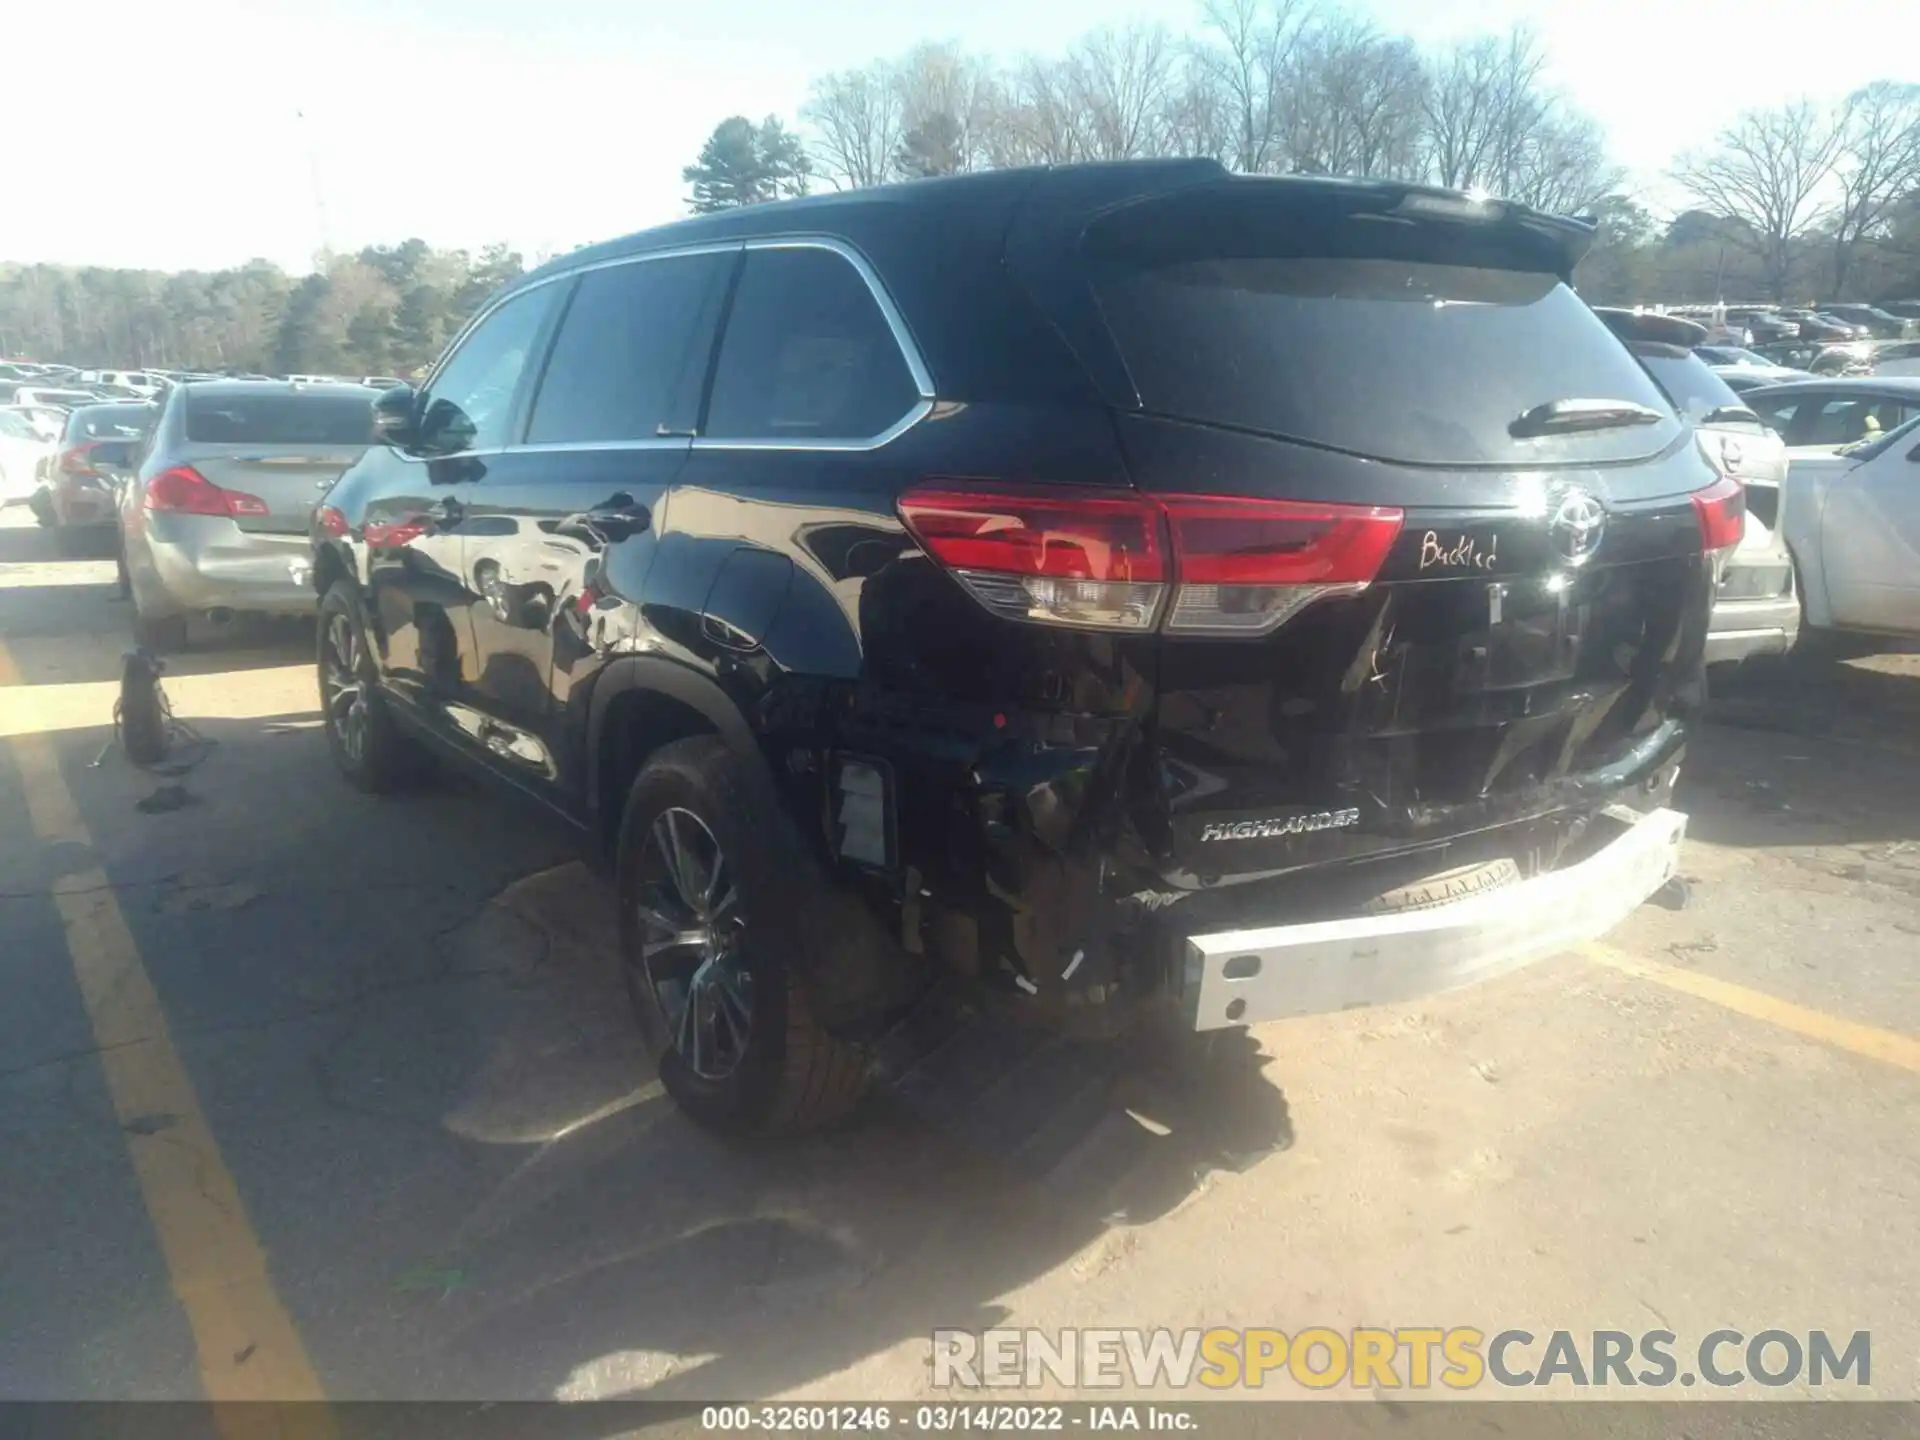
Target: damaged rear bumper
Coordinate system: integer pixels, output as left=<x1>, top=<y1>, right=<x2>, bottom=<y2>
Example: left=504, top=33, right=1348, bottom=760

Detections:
left=1180, top=806, right=1687, bottom=1030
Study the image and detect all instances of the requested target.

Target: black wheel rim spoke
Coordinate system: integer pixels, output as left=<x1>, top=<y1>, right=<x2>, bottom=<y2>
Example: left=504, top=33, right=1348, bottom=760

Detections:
left=324, top=615, right=365, bottom=760
left=637, top=807, right=750, bottom=1080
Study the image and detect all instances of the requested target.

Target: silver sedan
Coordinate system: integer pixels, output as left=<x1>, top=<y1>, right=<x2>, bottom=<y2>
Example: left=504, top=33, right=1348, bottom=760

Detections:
left=120, top=381, right=375, bottom=650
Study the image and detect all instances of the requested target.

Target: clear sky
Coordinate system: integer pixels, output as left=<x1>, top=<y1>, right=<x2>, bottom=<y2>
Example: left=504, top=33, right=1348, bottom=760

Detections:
left=4, top=0, right=1910, bottom=273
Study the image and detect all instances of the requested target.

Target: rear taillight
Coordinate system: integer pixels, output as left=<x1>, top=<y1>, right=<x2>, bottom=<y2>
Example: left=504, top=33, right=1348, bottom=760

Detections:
left=1691, top=476, right=1746, bottom=554
left=897, top=484, right=1168, bottom=631
left=58, top=443, right=100, bottom=477
left=144, top=465, right=269, bottom=518
left=316, top=505, right=349, bottom=538
left=897, top=483, right=1403, bottom=636
left=1158, top=496, right=1404, bottom=635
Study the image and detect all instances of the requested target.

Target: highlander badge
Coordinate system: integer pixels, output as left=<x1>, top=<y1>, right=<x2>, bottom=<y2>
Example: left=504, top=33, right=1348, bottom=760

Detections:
left=1200, top=808, right=1360, bottom=842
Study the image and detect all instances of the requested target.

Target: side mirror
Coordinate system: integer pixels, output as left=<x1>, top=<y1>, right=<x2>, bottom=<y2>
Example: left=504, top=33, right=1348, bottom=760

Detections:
left=372, top=385, right=418, bottom=448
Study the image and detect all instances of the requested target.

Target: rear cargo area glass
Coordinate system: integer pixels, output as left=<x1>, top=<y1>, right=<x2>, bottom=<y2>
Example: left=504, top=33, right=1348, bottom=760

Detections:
left=184, top=393, right=374, bottom=446
left=1092, top=252, right=1677, bottom=467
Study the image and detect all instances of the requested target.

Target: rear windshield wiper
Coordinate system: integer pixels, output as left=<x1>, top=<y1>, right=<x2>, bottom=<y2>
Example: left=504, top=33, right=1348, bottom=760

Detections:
left=1699, top=404, right=1760, bottom=426
left=1509, top=397, right=1665, bottom=439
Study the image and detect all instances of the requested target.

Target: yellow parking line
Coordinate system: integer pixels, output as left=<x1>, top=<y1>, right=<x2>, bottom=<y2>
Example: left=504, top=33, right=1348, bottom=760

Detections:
left=0, top=641, right=328, bottom=1405
left=1586, top=943, right=1920, bottom=1075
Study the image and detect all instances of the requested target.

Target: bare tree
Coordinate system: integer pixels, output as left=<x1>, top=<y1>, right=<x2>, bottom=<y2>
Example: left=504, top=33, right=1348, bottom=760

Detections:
left=1420, top=27, right=1550, bottom=194
left=1673, top=101, right=1846, bottom=300
left=1194, top=0, right=1313, bottom=173
left=1068, top=24, right=1180, bottom=160
left=1160, top=56, right=1236, bottom=163
left=1828, top=82, right=1920, bottom=295
left=985, top=56, right=1089, bottom=168
left=1510, top=112, right=1622, bottom=217
left=1284, top=15, right=1426, bottom=180
left=893, top=42, right=997, bottom=176
left=804, top=65, right=902, bottom=190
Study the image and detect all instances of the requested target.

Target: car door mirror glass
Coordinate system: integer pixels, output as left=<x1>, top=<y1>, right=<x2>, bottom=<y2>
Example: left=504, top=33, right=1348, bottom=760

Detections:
left=416, top=396, right=478, bottom=456
left=373, top=385, right=418, bottom=448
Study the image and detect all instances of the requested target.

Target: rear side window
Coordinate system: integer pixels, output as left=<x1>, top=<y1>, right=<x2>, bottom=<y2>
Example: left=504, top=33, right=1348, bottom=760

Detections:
left=1088, top=233, right=1678, bottom=467
left=703, top=247, right=921, bottom=443
left=183, top=393, right=374, bottom=445
left=526, top=251, right=732, bottom=445
left=1793, top=396, right=1912, bottom=447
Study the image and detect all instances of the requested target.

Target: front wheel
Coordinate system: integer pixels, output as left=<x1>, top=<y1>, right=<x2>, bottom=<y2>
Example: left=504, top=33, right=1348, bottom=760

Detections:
left=318, top=580, right=421, bottom=792
left=616, top=736, right=867, bottom=1135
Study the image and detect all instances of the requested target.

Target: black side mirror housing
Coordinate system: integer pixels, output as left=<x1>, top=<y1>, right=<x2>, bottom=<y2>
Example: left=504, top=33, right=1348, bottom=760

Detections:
left=372, top=385, right=418, bottom=448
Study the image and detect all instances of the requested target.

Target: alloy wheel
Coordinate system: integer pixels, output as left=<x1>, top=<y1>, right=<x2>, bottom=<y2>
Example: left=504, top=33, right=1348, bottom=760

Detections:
left=634, top=807, right=751, bottom=1080
left=322, top=612, right=369, bottom=763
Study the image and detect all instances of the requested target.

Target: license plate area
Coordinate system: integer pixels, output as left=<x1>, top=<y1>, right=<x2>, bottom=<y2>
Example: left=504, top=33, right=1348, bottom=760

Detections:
left=1457, top=576, right=1586, bottom=693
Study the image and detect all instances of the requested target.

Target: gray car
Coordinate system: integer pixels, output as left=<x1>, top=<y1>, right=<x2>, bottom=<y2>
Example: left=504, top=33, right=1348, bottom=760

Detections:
left=121, top=381, right=376, bottom=649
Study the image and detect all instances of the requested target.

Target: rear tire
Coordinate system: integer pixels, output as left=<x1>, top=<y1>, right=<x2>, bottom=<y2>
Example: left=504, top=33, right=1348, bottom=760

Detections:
left=617, top=735, right=867, bottom=1136
left=318, top=579, right=421, bottom=793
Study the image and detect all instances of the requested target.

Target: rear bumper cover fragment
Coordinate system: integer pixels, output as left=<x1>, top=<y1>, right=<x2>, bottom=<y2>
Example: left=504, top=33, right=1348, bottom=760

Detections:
left=1181, top=806, right=1686, bottom=1029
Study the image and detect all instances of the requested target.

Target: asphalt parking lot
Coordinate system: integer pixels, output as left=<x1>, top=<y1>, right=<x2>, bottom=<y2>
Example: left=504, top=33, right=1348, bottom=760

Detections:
left=3, top=503, right=1918, bottom=1410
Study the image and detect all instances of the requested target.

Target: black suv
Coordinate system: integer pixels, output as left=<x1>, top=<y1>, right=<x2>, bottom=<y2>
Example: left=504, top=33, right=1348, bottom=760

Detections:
left=310, top=161, right=1735, bottom=1135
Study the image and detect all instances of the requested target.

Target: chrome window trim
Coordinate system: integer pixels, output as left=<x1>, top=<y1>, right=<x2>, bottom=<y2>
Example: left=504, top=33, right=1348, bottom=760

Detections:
left=427, top=233, right=935, bottom=461
left=690, top=397, right=934, bottom=454
left=507, top=438, right=691, bottom=456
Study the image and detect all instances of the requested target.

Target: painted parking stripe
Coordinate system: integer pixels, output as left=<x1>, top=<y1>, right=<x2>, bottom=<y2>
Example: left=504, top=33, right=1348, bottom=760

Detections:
left=0, top=641, right=330, bottom=1405
left=1586, top=943, right=1920, bottom=1075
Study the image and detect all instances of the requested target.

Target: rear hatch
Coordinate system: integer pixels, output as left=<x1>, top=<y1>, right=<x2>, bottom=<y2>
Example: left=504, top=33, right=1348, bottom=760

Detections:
left=1062, top=180, right=1730, bottom=882
left=180, top=388, right=373, bottom=533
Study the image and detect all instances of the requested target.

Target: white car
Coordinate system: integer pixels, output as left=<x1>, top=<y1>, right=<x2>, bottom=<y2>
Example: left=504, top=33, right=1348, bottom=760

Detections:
left=0, top=408, right=59, bottom=504
left=1746, top=378, right=1920, bottom=643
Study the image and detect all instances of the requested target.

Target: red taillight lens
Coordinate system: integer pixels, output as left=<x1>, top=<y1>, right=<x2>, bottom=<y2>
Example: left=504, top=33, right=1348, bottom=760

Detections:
left=59, top=443, right=100, bottom=476
left=316, top=505, right=349, bottom=538
left=898, top=483, right=1169, bottom=631
left=363, top=518, right=428, bottom=549
left=897, top=483, right=1403, bottom=636
left=144, top=464, right=269, bottom=519
left=1158, top=496, right=1404, bottom=635
left=1691, top=476, right=1746, bottom=553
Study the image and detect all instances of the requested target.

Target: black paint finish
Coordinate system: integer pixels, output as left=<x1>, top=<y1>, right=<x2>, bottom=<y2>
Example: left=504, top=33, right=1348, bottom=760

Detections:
left=311, top=162, right=1715, bottom=1034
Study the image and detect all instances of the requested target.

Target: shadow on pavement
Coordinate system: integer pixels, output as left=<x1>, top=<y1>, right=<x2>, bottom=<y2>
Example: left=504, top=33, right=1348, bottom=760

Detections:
left=16, top=700, right=1296, bottom=1403
left=1680, top=651, right=1920, bottom=854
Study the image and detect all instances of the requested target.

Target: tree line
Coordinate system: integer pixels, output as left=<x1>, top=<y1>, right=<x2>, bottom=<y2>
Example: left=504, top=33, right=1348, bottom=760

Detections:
left=0, top=240, right=524, bottom=376
left=690, top=0, right=1920, bottom=306
left=6, top=0, right=1919, bottom=375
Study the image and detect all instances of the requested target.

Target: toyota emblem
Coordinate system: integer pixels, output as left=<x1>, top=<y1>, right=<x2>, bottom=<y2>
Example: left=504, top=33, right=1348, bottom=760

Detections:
left=1549, top=489, right=1606, bottom=565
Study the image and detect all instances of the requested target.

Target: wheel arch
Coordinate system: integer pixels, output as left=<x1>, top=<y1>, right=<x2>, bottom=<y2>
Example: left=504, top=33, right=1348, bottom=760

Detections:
left=587, top=656, right=769, bottom=854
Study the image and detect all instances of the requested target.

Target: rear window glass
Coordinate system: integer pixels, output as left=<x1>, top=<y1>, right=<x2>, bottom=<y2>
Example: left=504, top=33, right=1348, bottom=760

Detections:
left=184, top=392, right=373, bottom=445
left=66, top=406, right=151, bottom=440
left=1633, top=347, right=1759, bottom=429
left=1090, top=246, right=1678, bottom=467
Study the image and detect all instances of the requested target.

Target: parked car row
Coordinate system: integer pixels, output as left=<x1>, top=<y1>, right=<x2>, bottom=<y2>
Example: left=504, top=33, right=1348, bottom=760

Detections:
left=1663, top=299, right=1920, bottom=344
left=1583, top=307, right=1920, bottom=667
